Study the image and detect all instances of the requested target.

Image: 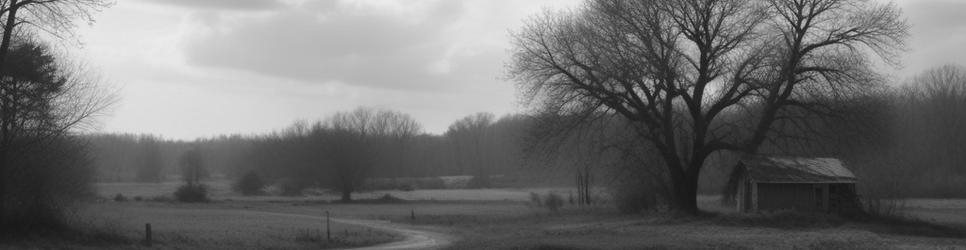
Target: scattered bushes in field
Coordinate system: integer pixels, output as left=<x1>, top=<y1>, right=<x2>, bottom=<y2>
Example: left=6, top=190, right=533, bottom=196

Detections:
left=113, top=193, right=127, bottom=202
left=363, top=177, right=447, bottom=191
left=529, top=192, right=564, bottom=212
left=280, top=183, right=303, bottom=196
left=234, top=171, right=265, bottom=195
left=174, top=184, right=208, bottom=202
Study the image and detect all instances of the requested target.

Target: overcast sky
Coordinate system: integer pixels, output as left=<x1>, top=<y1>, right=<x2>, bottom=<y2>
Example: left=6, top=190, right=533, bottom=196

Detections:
left=75, top=0, right=966, bottom=140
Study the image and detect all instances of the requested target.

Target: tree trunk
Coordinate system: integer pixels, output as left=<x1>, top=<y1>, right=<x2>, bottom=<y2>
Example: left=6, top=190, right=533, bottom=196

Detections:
left=670, top=172, right=699, bottom=214
left=0, top=0, right=18, bottom=65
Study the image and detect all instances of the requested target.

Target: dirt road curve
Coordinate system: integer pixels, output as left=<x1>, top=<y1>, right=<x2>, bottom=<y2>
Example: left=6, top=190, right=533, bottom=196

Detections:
left=252, top=211, right=453, bottom=250
left=330, top=218, right=452, bottom=250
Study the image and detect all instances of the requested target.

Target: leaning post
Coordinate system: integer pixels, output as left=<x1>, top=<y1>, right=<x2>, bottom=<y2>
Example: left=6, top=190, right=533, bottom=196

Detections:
left=144, top=223, right=152, bottom=247
left=325, top=211, right=331, bottom=242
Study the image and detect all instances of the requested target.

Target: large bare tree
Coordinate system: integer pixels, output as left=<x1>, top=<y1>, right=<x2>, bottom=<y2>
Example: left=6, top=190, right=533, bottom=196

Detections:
left=509, top=0, right=907, bottom=213
left=319, top=107, right=421, bottom=202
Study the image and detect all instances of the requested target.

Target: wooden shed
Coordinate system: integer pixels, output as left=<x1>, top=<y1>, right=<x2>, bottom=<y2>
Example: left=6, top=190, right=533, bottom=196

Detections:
left=724, top=157, right=859, bottom=213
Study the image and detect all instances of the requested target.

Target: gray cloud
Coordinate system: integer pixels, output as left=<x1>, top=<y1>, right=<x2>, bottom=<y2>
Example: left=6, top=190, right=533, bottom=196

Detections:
left=904, top=1, right=966, bottom=41
left=181, top=1, right=489, bottom=90
left=143, top=0, right=283, bottom=11
left=893, top=1, right=966, bottom=74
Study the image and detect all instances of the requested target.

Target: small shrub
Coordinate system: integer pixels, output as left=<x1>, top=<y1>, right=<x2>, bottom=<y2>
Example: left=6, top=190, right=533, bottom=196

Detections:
left=233, top=171, right=265, bottom=196
left=529, top=192, right=542, bottom=207
left=133, top=196, right=143, bottom=201
left=544, top=192, right=564, bottom=212
left=174, top=184, right=208, bottom=202
left=113, top=193, right=127, bottom=202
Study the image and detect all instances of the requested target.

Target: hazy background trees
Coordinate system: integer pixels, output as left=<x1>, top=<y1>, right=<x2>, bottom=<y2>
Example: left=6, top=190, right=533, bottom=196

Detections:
left=446, top=112, right=497, bottom=188
left=135, top=135, right=163, bottom=182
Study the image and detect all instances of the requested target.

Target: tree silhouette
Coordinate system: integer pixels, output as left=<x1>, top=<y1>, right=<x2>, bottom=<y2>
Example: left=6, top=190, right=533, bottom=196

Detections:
left=509, top=0, right=907, bottom=213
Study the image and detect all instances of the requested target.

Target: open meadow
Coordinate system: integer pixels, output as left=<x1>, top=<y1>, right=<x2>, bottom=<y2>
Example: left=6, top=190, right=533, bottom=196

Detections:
left=9, top=181, right=957, bottom=249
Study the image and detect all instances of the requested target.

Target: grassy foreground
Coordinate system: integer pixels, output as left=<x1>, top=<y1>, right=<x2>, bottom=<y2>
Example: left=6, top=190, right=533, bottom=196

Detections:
left=5, top=183, right=966, bottom=249
left=1, top=202, right=400, bottom=249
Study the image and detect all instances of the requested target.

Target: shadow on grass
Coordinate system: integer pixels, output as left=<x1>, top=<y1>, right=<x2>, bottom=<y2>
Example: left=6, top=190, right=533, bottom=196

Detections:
left=699, top=210, right=965, bottom=238
left=849, top=213, right=966, bottom=238
left=0, top=219, right=132, bottom=248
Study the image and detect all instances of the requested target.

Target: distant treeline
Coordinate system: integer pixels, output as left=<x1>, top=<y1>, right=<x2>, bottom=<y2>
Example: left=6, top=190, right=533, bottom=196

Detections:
left=84, top=110, right=542, bottom=187
left=84, top=66, right=966, bottom=198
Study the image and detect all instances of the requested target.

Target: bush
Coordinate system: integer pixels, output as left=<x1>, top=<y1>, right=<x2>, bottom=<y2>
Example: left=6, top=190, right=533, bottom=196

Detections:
left=2, top=137, right=95, bottom=232
left=174, top=184, right=208, bottom=202
left=233, top=171, right=265, bottom=196
left=544, top=192, right=564, bottom=212
left=529, top=192, right=542, bottom=207
left=112, top=193, right=127, bottom=202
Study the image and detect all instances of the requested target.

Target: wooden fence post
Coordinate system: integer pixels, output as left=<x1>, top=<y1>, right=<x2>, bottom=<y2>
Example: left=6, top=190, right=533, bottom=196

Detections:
left=325, top=211, right=331, bottom=242
left=144, top=223, right=152, bottom=247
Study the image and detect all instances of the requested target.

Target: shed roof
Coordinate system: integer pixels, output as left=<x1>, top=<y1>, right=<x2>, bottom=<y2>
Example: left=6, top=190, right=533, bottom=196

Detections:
left=740, top=157, right=857, bottom=183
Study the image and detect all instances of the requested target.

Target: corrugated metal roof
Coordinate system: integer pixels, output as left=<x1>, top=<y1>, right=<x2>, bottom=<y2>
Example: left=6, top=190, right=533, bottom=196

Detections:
left=742, top=156, right=857, bottom=183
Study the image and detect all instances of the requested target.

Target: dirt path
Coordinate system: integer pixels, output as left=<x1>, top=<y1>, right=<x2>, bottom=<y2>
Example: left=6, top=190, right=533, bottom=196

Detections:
left=251, top=211, right=453, bottom=250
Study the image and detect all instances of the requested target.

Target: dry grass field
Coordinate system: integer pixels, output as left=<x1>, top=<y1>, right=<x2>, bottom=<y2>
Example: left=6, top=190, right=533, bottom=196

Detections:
left=0, top=202, right=400, bottom=249
left=7, top=182, right=965, bottom=249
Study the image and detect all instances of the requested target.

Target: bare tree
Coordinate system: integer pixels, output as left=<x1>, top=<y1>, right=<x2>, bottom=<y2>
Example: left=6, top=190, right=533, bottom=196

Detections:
left=509, top=0, right=907, bottom=213
left=320, top=107, right=421, bottom=202
left=0, top=0, right=111, bottom=64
